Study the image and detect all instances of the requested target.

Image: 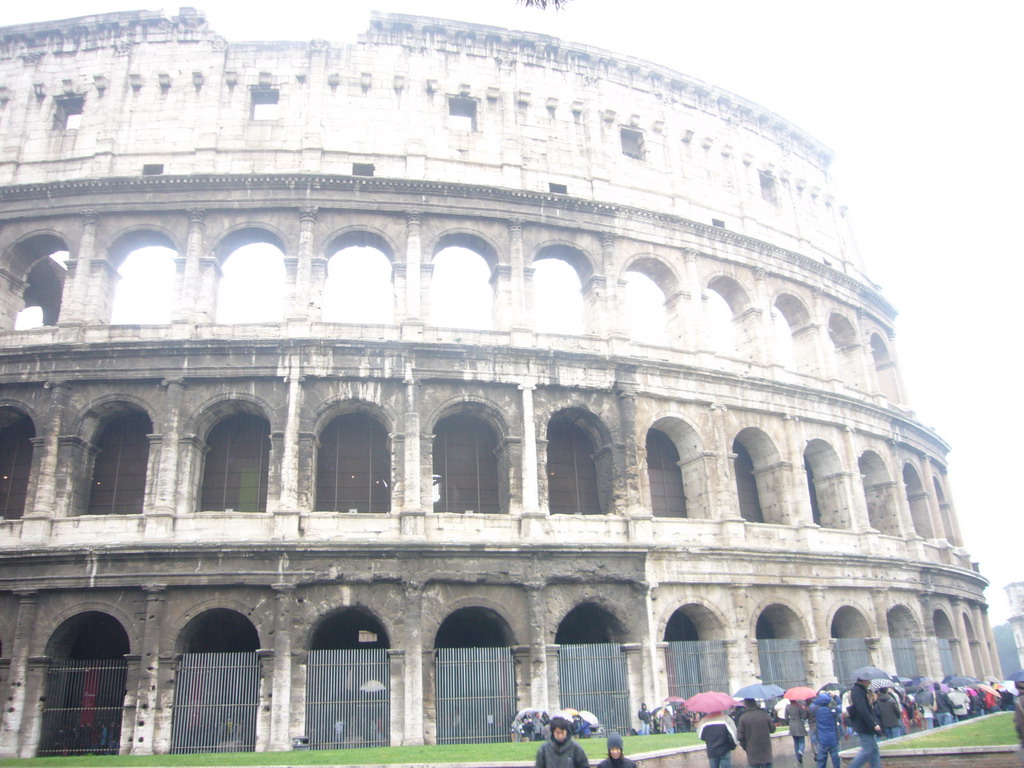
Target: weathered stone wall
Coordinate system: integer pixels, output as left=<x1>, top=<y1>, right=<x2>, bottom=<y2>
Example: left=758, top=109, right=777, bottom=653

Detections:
left=0, top=9, right=996, bottom=759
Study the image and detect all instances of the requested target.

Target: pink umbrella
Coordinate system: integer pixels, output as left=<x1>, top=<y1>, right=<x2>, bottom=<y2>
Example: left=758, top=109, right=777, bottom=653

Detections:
left=684, top=691, right=737, bottom=714
left=784, top=686, right=817, bottom=701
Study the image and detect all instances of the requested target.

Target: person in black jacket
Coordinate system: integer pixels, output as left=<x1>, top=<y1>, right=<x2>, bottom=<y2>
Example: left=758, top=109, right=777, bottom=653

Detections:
left=697, top=711, right=737, bottom=768
left=846, top=677, right=881, bottom=768
left=535, top=716, right=589, bottom=768
left=596, top=732, right=635, bottom=768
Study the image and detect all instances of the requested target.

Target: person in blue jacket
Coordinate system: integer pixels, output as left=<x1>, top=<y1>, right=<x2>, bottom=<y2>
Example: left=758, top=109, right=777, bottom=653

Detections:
left=811, top=692, right=842, bottom=768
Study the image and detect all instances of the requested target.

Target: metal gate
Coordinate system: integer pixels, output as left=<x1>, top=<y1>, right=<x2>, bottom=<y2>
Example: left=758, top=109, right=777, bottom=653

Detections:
left=435, top=647, right=515, bottom=745
left=831, top=638, right=870, bottom=685
left=170, top=652, right=260, bottom=754
left=306, top=649, right=389, bottom=749
left=756, top=639, right=806, bottom=690
left=936, top=638, right=956, bottom=676
left=558, top=643, right=630, bottom=733
left=666, top=640, right=729, bottom=699
left=891, top=638, right=918, bottom=677
left=37, top=659, right=127, bottom=756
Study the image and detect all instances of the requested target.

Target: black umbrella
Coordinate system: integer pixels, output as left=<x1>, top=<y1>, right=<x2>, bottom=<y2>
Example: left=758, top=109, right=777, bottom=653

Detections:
left=851, top=666, right=889, bottom=681
left=1006, top=670, right=1024, bottom=683
left=944, top=675, right=980, bottom=688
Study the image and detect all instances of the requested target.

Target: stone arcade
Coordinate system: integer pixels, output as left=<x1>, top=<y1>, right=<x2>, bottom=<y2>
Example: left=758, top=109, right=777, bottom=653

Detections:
left=0, top=8, right=996, bottom=757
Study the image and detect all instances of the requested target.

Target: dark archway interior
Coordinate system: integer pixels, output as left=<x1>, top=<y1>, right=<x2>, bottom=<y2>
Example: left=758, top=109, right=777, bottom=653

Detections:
left=434, top=606, right=512, bottom=648
left=555, top=602, right=623, bottom=644
left=664, top=610, right=699, bottom=641
left=755, top=613, right=777, bottom=640
left=310, top=607, right=390, bottom=650
left=182, top=608, right=260, bottom=653
left=48, top=611, right=131, bottom=659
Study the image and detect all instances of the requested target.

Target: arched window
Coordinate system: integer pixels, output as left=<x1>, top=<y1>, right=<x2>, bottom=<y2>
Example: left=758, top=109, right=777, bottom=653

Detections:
left=433, top=414, right=500, bottom=514
left=645, top=429, right=685, bottom=517
left=87, top=411, right=152, bottom=515
left=732, top=440, right=763, bottom=522
left=0, top=414, right=35, bottom=519
left=110, top=246, right=176, bottom=324
left=705, top=289, right=736, bottom=353
left=902, top=463, right=933, bottom=538
left=533, top=258, right=585, bottom=335
left=623, top=271, right=669, bottom=345
left=870, top=333, right=901, bottom=402
left=546, top=419, right=600, bottom=514
left=323, top=245, right=394, bottom=324
left=15, top=250, right=69, bottom=330
left=216, top=243, right=286, bottom=323
left=200, top=413, right=271, bottom=512
left=315, top=413, right=391, bottom=513
left=430, top=247, right=493, bottom=330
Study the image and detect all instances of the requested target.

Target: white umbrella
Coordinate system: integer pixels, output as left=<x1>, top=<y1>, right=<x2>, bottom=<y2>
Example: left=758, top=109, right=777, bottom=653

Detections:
left=359, top=679, right=386, bottom=693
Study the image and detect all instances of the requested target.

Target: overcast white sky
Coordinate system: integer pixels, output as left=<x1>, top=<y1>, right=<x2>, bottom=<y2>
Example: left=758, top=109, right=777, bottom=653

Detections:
left=8, top=1, right=1022, bottom=625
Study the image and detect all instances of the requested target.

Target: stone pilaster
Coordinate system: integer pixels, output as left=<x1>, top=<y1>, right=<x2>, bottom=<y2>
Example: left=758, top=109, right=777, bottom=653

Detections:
left=0, top=592, right=39, bottom=757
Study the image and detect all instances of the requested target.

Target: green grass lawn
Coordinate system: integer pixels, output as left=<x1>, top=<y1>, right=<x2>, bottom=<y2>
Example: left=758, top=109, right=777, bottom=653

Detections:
left=880, top=712, right=1016, bottom=750
left=0, top=733, right=703, bottom=767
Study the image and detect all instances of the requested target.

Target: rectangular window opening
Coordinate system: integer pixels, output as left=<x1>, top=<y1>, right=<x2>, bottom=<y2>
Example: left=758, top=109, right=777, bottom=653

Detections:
left=142, top=164, right=164, bottom=176
left=712, top=218, right=726, bottom=228
left=250, top=88, right=280, bottom=120
left=448, top=97, right=477, bottom=131
left=620, top=127, right=645, bottom=160
left=54, top=95, right=84, bottom=130
left=759, top=170, right=779, bottom=205
left=548, top=182, right=568, bottom=194
left=352, top=163, right=375, bottom=177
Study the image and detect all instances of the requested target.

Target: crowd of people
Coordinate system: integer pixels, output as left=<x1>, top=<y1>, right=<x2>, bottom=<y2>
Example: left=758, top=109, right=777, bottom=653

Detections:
left=527, top=673, right=1024, bottom=768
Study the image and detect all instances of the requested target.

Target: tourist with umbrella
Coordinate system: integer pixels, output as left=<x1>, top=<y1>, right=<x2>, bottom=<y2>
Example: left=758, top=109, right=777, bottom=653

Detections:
left=845, top=671, right=882, bottom=768
left=783, top=688, right=813, bottom=764
left=688, top=693, right=739, bottom=768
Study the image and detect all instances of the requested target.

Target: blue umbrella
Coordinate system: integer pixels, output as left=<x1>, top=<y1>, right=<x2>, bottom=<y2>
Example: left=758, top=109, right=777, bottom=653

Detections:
left=733, top=683, right=785, bottom=699
left=1007, top=670, right=1024, bottom=682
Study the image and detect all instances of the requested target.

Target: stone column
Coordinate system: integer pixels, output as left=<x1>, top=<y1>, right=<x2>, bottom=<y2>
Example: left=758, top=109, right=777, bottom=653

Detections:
left=916, top=594, right=943, bottom=679
left=277, top=372, right=303, bottom=525
left=401, top=211, right=423, bottom=337
left=870, top=589, right=897, bottom=674
left=269, top=585, right=295, bottom=751
left=808, top=587, right=835, bottom=681
left=597, top=233, right=625, bottom=344
left=917, top=458, right=948, bottom=542
left=23, top=382, right=71, bottom=542
left=256, top=649, right=275, bottom=752
left=289, top=206, right=318, bottom=321
left=128, top=585, right=166, bottom=754
left=177, top=208, right=207, bottom=323
left=400, top=367, right=424, bottom=537
left=811, top=289, right=840, bottom=382
left=401, top=581, right=425, bottom=745
left=968, top=602, right=994, bottom=677
left=17, top=655, right=49, bottom=757
left=616, top=381, right=651, bottom=541
left=683, top=249, right=707, bottom=352
left=525, top=583, right=549, bottom=710
left=388, top=650, right=406, bottom=746
left=709, top=405, right=741, bottom=521
left=840, top=427, right=873, bottom=531
left=782, top=415, right=813, bottom=526
left=729, top=586, right=755, bottom=692
left=148, top=378, right=186, bottom=536
left=949, top=600, right=973, bottom=675
left=636, top=583, right=658, bottom=704
left=0, top=591, right=39, bottom=757
left=507, top=220, right=527, bottom=331
left=59, top=210, right=100, bottom=325
left=752, top=267, right=777, bottom=367
left=518, top=382, right=543, bottom=540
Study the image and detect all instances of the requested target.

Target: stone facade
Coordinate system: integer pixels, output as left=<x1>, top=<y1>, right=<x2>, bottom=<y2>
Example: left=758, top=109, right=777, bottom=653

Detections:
left=0, top=8, right=996, bottom=758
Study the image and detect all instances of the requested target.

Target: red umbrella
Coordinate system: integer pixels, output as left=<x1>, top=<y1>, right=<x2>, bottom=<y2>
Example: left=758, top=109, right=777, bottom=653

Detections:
left=684, top=691, right=737, bottom=714
left=784, top=686, right=817, bottom=701
left=664, top=696, right=686, bottom=704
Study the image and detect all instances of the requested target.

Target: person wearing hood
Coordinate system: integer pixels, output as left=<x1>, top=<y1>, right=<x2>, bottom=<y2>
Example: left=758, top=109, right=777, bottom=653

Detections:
left=697, top=710, right=738, bottom=768
left=535, top=715, right=590, bottom=768
left=597, top=732, right=634, bottom=768
left=811, top=692, right=841, bottom=768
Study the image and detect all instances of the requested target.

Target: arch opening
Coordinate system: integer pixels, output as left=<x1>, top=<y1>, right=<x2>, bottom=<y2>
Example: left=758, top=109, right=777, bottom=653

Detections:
left=315, top=412, right=391, bottom=513
left=0, top=411, right=35, bottom=519
left=323, top=245, right=394, bottom=325
left=86, top=411, right=152, bottom=516
left=199, top=413, right=271, bottom=513
left=432, top=413, right=501, bottom=514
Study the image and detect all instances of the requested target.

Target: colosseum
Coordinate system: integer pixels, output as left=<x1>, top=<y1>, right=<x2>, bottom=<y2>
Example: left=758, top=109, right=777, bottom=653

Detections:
left=0, top=7, right=997, bottom=758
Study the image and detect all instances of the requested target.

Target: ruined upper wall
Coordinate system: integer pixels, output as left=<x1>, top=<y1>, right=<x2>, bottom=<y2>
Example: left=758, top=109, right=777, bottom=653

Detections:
left=0, top=9, right=867, bottom=281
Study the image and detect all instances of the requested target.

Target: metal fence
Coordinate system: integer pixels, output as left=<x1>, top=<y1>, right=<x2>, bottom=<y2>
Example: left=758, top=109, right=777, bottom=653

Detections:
left=936, top=638, right=956, bottom=676
left=666, top=640, right=729, bottom=699
left=170, top=652, right=260, bottom=754
left=306, top=648, right=389, bottom=749
left=756, top=639, right=806, bottom=691
left=435, top=647, right=515, bottom=745
left=831, top=638, right=871, bottom=685
left=891, top=638, right=918, bottom=677
left=37, top=659, right=127, bottom=756
left=557, top=643, right=630, bottom=734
